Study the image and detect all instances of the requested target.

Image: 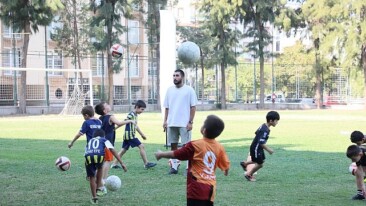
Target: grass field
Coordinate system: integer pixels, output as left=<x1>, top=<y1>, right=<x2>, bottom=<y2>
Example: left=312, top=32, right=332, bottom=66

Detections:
left=1, top=109, right=366, bottom=206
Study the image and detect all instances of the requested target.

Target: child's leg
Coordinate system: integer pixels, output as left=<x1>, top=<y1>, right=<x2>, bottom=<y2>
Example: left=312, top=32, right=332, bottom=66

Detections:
left=89, top=176, right=97, bottom=199
left=112, top=148, right=127, bottom=166
left=247, top=163, right=263, bottom=176
left=138, top=144, right=148, bottom=165
left=102, top=161, right=111, bottom=179
left=96, top=166, right=104, bottom=189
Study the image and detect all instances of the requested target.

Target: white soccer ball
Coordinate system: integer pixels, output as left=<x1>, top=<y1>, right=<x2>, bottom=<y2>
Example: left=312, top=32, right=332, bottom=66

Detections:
left=55, top=156, right=71, bottom=171
left=349, top=162, right=357, bottom=175
left=177, top=41, right=200, bottom=65
left=110, top=43, right=123, bottom=58
left=105, top=175, right=122, bottom=191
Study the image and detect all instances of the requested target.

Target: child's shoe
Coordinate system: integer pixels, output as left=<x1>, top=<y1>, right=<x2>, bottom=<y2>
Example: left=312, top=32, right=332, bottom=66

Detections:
left=352, top=193, right=365, bottom=200
left=90, top=198, right=98, bottom=204
left=244, top=172, right=256, bottom=182
left=240, top=161, right=247, bottom=171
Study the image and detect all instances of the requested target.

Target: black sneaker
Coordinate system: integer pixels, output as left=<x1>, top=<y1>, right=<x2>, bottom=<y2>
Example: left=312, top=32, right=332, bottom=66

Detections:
left=111, top=164, right=121, bottom=169
left=240, top=161, right=247, bottom=171
left=90, top=198, right=98, bottom=205
left=144, top=162, right=157, bottom=169
left=168, top=168, right=178, bottom=175
left=352, top=194, right=365, bottom=200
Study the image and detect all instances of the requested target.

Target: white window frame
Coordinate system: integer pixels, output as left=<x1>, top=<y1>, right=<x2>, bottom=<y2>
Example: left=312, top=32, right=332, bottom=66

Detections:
left=47, top=50, right=63, bottom=75
left=47, top=16, right=62, bottom=40
left=128, top=20, right=139, bottom=44
left=91, top=52, right=106, bottom=76
left=128, top=55, right=139, bottom=77
left=2, top=25, right=21, bottom=39
left=2, top=48, right=21, bottom=75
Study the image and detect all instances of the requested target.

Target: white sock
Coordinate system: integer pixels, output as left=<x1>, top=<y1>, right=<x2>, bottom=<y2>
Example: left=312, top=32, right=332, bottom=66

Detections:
left=169, top=159, right=181, bottom=170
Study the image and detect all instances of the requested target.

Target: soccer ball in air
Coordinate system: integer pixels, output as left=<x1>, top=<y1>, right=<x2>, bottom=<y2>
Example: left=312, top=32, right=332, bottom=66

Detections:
left=177, top=41, right=200, bottom=65
left=105, top=175, right=122, bottom=191
left=349, top=162, right=357, bottom=175
left=55, top=156, right=71, bottom=171
left=110, top=43, right=123, bottom=58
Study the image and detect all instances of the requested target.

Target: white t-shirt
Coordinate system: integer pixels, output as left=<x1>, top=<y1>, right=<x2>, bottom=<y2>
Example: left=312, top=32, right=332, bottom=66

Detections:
left=164, top=84, right=198, bottom=127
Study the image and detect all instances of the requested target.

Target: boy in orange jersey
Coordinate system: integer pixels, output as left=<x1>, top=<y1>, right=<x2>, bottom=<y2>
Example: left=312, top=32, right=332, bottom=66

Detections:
left=155, top=115, right=230, bottom=206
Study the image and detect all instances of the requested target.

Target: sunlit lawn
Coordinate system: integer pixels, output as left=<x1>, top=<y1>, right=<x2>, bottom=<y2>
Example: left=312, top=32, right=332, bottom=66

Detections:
left=0, top=109, right=365, bottom=205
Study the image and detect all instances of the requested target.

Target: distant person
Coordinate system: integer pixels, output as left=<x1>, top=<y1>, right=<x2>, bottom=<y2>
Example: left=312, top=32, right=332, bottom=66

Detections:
left=271, top=93, right=276, bottom=103
left=240, top=111, right=280, bottom=182
left=346, top=145, right=366, bottom=200
left=94, top=102, right=135, bottom=195
left=85, top=129, right=126, bottom=204
left=163, top=69, right=198, bottom=175
left=111, top=100, right=156, bottom=169
left=155, top=115, right=230, bottom=206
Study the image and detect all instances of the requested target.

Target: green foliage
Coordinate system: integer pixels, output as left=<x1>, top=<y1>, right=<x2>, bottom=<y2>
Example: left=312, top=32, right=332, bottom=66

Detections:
left=0, top=0, right=64, bottom=33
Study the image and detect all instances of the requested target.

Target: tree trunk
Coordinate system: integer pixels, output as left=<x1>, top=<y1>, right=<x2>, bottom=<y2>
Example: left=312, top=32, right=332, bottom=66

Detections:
left=362, top=44, right=366, bottom=108
left=106, top=1, right=115, bottom=109
left=19, top=22, right=31, bottom=114
left=153, top=5, right=161, bottom=108
left=219, top=23, right=226, bottom=109
left=200, top=48, right=204, bottom=101
left=72, top=0, right=84, bottom=100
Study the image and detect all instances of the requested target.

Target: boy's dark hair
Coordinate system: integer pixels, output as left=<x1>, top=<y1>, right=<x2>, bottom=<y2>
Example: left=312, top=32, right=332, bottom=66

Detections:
left=350, top=131, right=364, bottom=143
left=346, top=145, right=361, bottom=159
left=134, top=100, right=146, bottom=108
left=203, top=115, right=225, bottom=139
left=93, top=129, right=105, bottom=138
left=266, top=111, right=280, bottom=122
left=174, top=69, right=185, bottom=77
left=81, top=105, right=94, bottom=117
left=94, top=102, right=106, bottom=115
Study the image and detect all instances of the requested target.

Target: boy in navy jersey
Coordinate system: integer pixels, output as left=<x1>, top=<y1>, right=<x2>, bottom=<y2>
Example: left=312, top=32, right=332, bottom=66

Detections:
left=241, top=111, right=280, bottom=182
left=94, top=102, right=135, bottom=195
left=350, top=131, right=366, bottom=148
left=85, top=129, right=126, bottom=204
left=111, top=100, right=156, bottom=169
left=68, top=105, right=102, bottom=146
left=347, top=145, right=366, bottom=200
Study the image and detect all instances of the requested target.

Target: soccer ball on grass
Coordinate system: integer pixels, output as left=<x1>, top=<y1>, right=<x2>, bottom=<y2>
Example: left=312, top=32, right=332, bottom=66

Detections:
left=105, top=175, right=122, bottom=191
left=55, top=156, right=71, bottom=171
left=349, top=162, right=357, bottom=175
left=177, top=41, right=200, bottom=65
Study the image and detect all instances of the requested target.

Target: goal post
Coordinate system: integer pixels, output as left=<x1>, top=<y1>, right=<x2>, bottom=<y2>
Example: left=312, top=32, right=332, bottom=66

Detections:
left=0, top=67, right=93, bottom=114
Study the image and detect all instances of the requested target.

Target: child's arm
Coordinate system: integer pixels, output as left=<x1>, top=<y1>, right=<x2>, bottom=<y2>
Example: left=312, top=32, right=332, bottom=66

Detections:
left=68, top=132, right=82, bottom=148
left=155, top=150, right=175, bottom=160
left=110, top=115, right=135, bottom=127
left=261, top=144, right=274, bottom=154
left=136, top=125, right=147, bottom=140
left=110, top=148, right=127, bottom=172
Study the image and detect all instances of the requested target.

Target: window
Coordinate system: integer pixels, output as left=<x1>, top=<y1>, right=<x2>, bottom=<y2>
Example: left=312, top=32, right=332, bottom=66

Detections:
left=128, top=20, right=139, bottom=44
left=2, top=25, right=21, bottom=39
left=91, top=52, right=106, bottom=76
left=128, top=55, right=139, bottom=77
left=47, top=51, right=63, bottom=75
left=47, top=16, right=62, bottom=40
left=152, top=49, right=157, bottom=58
left=2, top=48, right=21, bottom=75
left=148, top=61, right=157, bottom=76
left=131, top=86, right=142, bottom=100
left=275, top=41, right=280, bottom=52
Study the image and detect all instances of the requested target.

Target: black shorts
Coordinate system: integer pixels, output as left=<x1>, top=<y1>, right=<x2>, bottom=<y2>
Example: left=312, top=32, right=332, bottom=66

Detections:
left=249, top=148, right=265, bottom=164
left=187, top=199, right=213, bottom=206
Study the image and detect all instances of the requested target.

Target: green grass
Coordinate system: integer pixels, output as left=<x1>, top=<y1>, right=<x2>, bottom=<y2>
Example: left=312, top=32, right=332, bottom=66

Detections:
left=1, top=110, right=366, bottom=205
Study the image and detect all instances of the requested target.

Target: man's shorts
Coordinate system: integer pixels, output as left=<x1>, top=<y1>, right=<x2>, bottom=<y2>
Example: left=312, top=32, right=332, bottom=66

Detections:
left=249, top=148, right=265, bottom=165
left=85, top=155, right=104, bottom=177
left=104, top=148, right=113, bottom=161
left=167, top=127, right=191, bottom=145
left=122, top=138, right=142, bottom=150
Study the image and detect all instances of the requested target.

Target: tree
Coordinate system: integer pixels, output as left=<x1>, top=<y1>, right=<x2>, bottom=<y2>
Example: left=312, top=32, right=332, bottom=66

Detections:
left=90, top=0, right=132, bottom=107
left=236, top=0, right=301, bottom=109
left=145, top=0, right=168, bottom=108
left=0, top=0, right=64, bottom=114
left=199, top=0, right=242, bottom=109
left=52, top=0, right=91, bottom=98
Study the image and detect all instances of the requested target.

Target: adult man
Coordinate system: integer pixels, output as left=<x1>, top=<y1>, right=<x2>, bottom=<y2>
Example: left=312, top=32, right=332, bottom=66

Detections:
left=163, top=69, right=198, bottom=174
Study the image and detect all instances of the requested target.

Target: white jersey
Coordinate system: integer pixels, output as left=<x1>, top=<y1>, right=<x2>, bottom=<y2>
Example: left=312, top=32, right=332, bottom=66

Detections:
left=164, top=84, right=197, bottom=127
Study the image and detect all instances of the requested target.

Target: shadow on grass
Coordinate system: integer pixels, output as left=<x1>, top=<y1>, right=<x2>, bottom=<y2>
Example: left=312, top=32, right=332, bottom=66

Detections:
left=0, top=138, right=356, bottom=206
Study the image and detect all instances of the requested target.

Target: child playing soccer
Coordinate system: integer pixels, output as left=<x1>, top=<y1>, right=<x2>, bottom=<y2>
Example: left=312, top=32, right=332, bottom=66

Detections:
left=155, top=115, right=230, bottom=206
left=350, top=131, right=366, bottom=148
left=240, top=110, right=280, bottom=182
left=111, top=100, right=156, bottom=169
left=85, top=129, right=127, bottom=204
left=346, top=144, right=366, bottom=200
left=94, top=102, right=135, bottom=195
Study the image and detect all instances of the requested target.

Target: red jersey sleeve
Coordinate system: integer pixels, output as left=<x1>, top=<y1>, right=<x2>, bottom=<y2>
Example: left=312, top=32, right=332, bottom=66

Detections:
left=173, top=142, right=195, bottom=161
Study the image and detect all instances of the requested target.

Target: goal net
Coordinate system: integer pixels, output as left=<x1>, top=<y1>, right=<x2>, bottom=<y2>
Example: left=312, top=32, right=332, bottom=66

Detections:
left=0, top=67, right=93, bottom=114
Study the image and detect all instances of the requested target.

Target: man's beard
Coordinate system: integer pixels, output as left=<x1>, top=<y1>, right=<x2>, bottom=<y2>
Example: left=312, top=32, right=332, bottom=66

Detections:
left=174, top=79, right=181, bottom=85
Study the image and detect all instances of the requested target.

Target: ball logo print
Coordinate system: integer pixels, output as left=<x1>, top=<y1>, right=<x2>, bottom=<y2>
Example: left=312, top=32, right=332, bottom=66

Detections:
left=105, top=175, right=122, bottom=191
left=110, top=43, right=123, bottom=58
left=55, top=156, right=71, bottom=171
left=177, top=41, right=200, bottom=65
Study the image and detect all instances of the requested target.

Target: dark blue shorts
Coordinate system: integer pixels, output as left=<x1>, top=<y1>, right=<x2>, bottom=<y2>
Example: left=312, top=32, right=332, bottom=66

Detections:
left=122, top=138, right=142, bottom=150
left=250, top=149, right=265, bottom=164
left=85, top=155, right=104, bottom=177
